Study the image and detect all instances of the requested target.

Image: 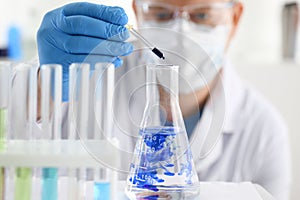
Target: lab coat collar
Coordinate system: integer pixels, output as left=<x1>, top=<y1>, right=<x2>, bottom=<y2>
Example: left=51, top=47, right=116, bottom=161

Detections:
left=201, top=58, right=246, bottom=135
left=222, top=60, right=246, bottom=134
left=189, top=59, right=246, bottom=169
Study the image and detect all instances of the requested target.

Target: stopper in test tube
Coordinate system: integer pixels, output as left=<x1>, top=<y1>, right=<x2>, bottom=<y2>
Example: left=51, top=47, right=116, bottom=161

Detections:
left=126, top=24, right=165, bottom=60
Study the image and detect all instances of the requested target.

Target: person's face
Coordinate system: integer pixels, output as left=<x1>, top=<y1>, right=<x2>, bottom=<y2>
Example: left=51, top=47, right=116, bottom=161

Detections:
left=132, top=0, right=243, bottom=113
left=132, top=0, right=243, bottom=51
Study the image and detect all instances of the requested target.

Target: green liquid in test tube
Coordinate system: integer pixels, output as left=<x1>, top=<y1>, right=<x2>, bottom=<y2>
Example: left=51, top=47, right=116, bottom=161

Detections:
left=15, top=168, right=32, bottom=200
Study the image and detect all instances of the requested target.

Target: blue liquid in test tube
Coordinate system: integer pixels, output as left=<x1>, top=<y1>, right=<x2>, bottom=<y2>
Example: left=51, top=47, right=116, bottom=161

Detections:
left=94, top=182, right=110, bottom=200
left=42, top=168, right=58, bottom=200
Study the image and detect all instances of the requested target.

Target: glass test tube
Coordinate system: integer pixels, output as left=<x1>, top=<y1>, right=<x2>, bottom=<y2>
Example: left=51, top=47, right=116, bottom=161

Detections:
left=11, top=63, right=36, bottom=200
left=0, top=62, right=11, bottom=151
left=69, top=63, right=92, bottom=199
left=0, top=169, right=3, bottom=200
left=69, top=63, right=90, bottom=141
left=40, top=64, right=62, bottom=200
left=0, top=62, right=12, bottom=200
left=64, top=63, right=84, bottom=200
left=93, top=63, right=115, bottom=200
left=4, top=168, right=15, bottom=200
left=40, top=64, right=62, bottom=140
left=29, top=63, right=40, bottom=200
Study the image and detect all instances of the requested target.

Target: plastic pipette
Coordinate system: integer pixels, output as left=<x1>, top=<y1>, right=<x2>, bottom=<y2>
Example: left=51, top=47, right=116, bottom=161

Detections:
left=126, top=25, right=165, bottom=60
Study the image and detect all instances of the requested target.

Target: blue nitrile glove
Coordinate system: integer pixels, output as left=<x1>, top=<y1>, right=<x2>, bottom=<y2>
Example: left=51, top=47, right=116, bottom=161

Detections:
left=37, top=2, right=133, bottom=101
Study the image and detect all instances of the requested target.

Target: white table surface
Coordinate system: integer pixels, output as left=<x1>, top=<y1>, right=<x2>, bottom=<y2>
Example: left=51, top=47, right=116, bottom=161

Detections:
left=117, top=181, right=275, bottom=200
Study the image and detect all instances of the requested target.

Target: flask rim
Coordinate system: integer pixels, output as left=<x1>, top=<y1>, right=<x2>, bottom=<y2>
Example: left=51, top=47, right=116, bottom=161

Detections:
left=147, top=64, right=179, bottom=70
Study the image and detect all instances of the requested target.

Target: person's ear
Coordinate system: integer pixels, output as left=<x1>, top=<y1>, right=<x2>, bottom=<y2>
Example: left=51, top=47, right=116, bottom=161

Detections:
left=230, top=2, right=244, bottom=38
left=226, top=1, right=243, bottom=50
left=132, top=0, right=139, bottom=23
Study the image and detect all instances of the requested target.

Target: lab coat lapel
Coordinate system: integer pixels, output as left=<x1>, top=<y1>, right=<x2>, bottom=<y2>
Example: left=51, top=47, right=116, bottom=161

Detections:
left=189, top=61, right=244, bottom=173
left=189, top=69, right=226, bottom=172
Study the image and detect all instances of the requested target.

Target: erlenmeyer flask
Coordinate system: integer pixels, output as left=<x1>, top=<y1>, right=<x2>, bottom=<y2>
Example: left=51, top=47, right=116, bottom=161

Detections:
left=126, top=64, right=200, bottom=199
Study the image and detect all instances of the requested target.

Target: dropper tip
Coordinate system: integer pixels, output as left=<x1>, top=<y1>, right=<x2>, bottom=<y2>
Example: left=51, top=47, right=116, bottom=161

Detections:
left=152, top=47, right=165, bottom=60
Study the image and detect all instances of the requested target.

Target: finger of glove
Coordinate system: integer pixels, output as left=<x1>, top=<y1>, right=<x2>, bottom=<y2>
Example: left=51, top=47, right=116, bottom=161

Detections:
left=58, top=15, right=129, bottom=41
left=52, top=32, right=133, bottom=56
left=62, top=2, right=128, bottom=25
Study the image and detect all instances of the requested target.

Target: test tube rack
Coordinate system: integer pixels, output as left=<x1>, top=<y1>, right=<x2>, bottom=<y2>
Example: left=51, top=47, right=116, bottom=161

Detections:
left=0, top=62, right=120, bottom=200
left=0, top=139, right=120, bottom=168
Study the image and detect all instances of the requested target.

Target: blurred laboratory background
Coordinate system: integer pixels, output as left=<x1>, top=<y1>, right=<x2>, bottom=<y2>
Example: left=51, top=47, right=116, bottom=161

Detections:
left=0, top=0, right=299, bottom=199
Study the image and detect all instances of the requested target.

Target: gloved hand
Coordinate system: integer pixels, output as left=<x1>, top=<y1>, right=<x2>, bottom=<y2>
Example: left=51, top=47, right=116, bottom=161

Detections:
left=37, top=2, right=133, bottom=101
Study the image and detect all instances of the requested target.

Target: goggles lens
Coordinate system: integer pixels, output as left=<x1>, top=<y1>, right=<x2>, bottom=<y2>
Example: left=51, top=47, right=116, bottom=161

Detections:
left=139, top=1, right=235, bottom=26
left=141, top=3, right=175, bottom=22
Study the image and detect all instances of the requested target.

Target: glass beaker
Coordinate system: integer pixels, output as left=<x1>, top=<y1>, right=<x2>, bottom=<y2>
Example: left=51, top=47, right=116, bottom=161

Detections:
left=125, top=64, right=200, bottom=199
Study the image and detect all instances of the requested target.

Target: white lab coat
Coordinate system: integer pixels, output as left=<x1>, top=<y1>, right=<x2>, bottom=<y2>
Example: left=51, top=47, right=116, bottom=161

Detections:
left=110, top=55, right=291, bottom=200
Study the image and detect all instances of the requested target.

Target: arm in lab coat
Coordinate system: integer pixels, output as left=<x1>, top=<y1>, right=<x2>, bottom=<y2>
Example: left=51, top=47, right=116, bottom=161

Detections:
left=252, top=109, right=291, bottom=200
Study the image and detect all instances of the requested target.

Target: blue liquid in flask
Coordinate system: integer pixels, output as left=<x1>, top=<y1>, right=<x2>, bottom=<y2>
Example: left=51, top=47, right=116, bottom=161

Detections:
left=126, top=126, right=199, bottom=200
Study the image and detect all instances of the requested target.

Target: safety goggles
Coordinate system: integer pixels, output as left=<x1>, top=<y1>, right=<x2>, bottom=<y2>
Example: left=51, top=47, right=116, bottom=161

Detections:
left=136, top=1, right=236, bottom=27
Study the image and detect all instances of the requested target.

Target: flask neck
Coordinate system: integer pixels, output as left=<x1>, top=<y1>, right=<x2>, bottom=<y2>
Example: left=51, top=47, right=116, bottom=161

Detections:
left=147, top=64, right=179, bottom=103
left=146, top=64, right=180, bottom=124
